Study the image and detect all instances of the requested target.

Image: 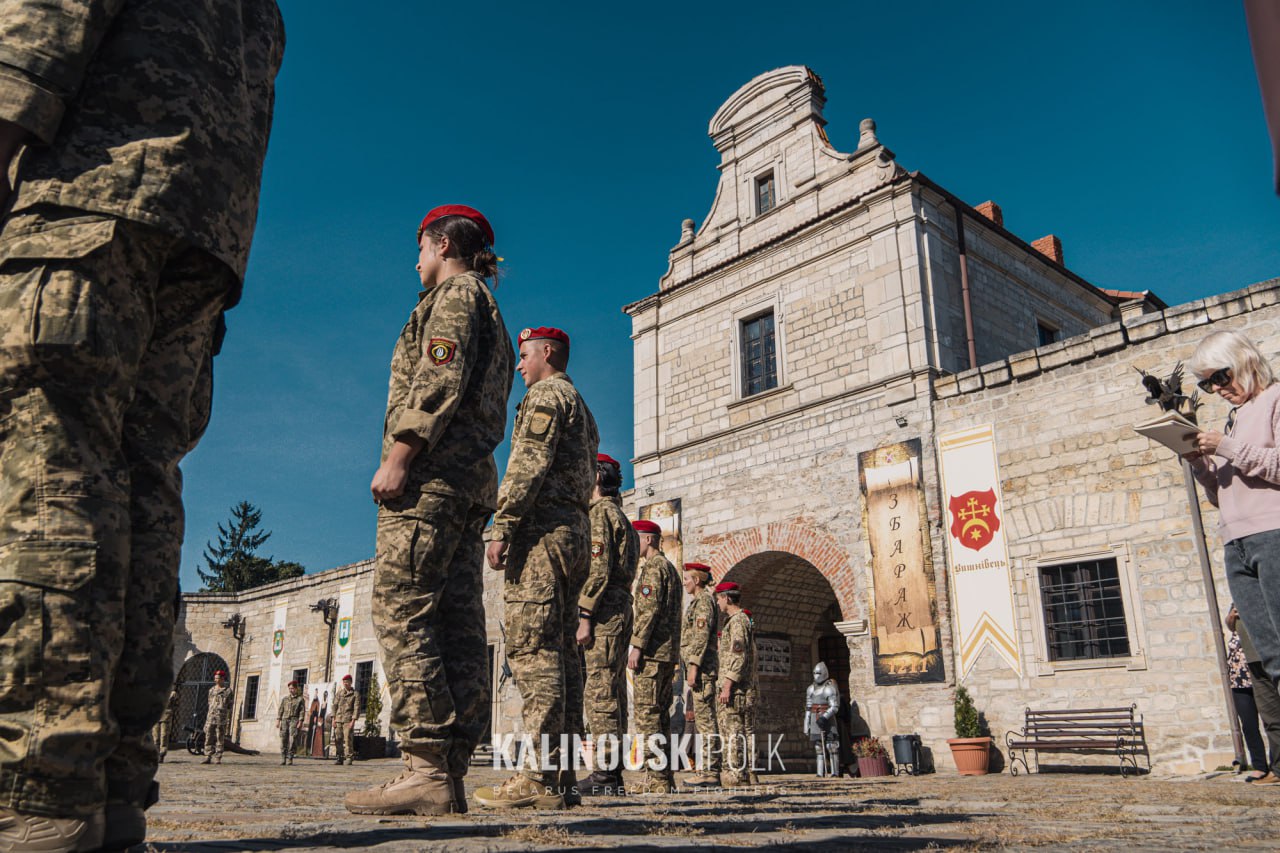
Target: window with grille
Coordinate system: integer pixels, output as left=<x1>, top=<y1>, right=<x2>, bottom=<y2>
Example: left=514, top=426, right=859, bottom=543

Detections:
left=1039, top=558, right=1130, bottom=661
left=354, top=660, right=374, bottom=713
left=740, top=311, right=778, bottom=397
left=241, top=674, right=260, bottom=719
left=292, top=668, right=308, bottom=689
left=755, top=171, right=776, bottom=215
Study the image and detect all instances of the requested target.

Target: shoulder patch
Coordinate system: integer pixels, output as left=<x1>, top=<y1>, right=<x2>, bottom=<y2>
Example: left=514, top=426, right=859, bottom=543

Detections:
left=696, top=617, right=707, bottom=629
left=428, top=338, right=456, bottom=365
left=733, top=640, right=744, bottom=654
left=590, top=541, right=604, bottom=558
left=525, top=405, right=556, bottom=440
left=641, top=585, right=652, bottom=597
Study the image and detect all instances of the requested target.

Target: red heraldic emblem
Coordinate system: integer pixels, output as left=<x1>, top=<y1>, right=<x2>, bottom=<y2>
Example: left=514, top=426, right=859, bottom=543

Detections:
left=428, top=338, right=456, bottom=365
left=948, top=489, right=1000, bottom=552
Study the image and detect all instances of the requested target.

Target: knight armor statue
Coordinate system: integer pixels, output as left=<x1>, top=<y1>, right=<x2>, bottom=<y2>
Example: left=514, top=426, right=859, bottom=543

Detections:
left=803, top=662, right=841, bottom=777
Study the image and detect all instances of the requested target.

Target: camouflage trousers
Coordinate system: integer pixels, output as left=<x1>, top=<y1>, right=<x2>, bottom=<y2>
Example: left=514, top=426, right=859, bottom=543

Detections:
left=632, top=659, right=674, bottom=784
left=203, top=714, right=228, bottom=758
left=373, top=493, right=491, bottom=777
left=0, top=207, right=230, bottom=818
left=332, top=719, right=354, bottom=761
left=687, top=669, right=722, bottom=774
left=279, top=722, right=300, bottom=758
left=716, top=686, right=750, bottom=784
left=503, top=517, right=588, bottom=784
left=582, top=607, right=630, bottom=743
left=153, top=718, right=171, bottom=757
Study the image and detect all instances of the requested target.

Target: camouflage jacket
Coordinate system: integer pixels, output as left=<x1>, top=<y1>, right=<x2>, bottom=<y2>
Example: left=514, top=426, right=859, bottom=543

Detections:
left=630, top=552, right=682, bottom=663
left=681, top=587, right=719, bottom=675
left=490, top=372, right=598, bottom=539
left=382, top=271, right=514, bottom=512
left=0, top=0, right=285, bottom=286
left=206, top=683, right=233, bottom=721
left=331, top=686, right=358, bottom=723
left=718, top=610, right=756, bottom=694
left=277, top=692, right=305, bottom=726
left=578, top=496, right=638, bottom=624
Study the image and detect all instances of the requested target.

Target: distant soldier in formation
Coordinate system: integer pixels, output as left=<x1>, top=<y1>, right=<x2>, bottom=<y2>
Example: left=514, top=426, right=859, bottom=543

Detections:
left=346, top=205, right=513, bottom=817
left=680, top=563, right=722, bottom=787
left=201, top=671, right=233, bottom=765
left=478, top=327, right=599, bottom=810
left=154, top=686, right=181, bottom=764
left=278, top=681, right=306, bottom=766
left=714, top=583, right=756, bottom=786
left=578, top=453, right=638, bottom=795
left=333, top=674, right=359, bottom=766
left=627, top=520, right=683, bottom=795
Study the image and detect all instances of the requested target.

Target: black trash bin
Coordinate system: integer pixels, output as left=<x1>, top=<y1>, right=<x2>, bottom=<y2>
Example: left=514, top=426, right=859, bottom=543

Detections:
left=892, top=733, right=923, bottom=775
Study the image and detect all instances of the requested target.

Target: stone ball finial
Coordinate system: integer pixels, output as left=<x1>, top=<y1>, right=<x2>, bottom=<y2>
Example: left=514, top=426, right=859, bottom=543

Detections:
left=680, top=218, right=696, bottom=243
left=859, top=118, right=879, bottom=148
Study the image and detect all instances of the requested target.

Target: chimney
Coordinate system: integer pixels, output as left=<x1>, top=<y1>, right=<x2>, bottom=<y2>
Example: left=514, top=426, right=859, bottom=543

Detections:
left=973, top=201, right=1003, bottom=228
left=1032, top=234, right=1064, bottom=265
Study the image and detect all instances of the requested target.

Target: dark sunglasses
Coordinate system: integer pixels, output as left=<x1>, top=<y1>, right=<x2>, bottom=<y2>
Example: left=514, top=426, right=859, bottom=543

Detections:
left=1197, top=367, right=1232, bottom=393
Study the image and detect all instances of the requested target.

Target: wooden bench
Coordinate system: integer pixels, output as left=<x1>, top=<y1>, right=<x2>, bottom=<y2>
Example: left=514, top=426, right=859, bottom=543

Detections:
left=1005, top=705, right=1149, bottom=777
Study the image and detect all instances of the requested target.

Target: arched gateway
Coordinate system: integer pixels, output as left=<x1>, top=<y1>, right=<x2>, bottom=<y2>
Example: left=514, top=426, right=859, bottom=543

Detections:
left=170, top=652, right=230, bottom=748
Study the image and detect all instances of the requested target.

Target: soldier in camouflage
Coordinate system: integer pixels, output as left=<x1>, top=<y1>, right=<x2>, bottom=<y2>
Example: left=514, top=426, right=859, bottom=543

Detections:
left=680, top=563, right=722, bottom=787
left=714, top=582, right=757, bottom=786
left=153, top=686, right=180, bottom=765
left=345, top=206, right=513, bottom=818
left=0, top=1, right=283, bottom=848
left=577, top=453, right=638, bottom=794
left=201, top=671, right=233, bottom=766
left=332, top=674, right=358, bottom=766
left=476, top=326, right=599, bottom=810
left=277, top=681, right=305, bottom=766
left=627, top=520, right=683, bottom=795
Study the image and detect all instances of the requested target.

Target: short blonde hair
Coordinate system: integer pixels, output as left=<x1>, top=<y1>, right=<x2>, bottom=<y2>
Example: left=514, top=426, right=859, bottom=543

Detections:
left=1189, top=330, right=1275, bottom=398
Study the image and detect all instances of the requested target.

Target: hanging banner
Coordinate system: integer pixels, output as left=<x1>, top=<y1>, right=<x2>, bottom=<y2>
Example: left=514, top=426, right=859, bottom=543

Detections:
left=333, top=586, right=356, bottom=678
left=938, top=424, right=1021, bottom=678
left=859, top=439, right=945, bottom=685
left=266, top=601, right=289, bottom=715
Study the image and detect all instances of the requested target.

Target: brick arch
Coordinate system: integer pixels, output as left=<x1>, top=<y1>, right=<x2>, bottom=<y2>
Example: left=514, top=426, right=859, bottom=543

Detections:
left=705, top=521, right=859, bottom=623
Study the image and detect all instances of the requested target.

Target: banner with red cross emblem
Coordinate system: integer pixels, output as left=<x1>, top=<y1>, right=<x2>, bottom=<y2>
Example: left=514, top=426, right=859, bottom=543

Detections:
left=938, top=425, right=1021, bottom=678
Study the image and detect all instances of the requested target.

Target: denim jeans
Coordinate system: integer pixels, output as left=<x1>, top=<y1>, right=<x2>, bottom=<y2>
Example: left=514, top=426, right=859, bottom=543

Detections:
left=1226, top=529, right=1280, bottom=687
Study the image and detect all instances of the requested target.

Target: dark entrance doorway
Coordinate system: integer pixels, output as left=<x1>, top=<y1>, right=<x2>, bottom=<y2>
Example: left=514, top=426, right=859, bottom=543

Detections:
left=172, top=652, right=230, bottom=748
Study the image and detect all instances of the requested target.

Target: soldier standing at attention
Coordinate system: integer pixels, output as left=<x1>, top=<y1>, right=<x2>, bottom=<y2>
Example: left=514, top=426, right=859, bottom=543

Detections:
left=714, top=583, right=756, bottom=787
left=680, top=563, right=722, bottom=788
left=201, top=671, right=233, bottom=766
left=627, top=520, right=683, bottom=795
left=345, top=206, right=514, bottom=817
left=332, top=674, right=359, bottom=766
left=476, top=327, right=599, bottom=809
left=154, top=686, right=181, bottom=765
left=278, top=681, right=306, bottom=766
left=577, top=453, right=639, bottom=795
left=0, top=2, right=283, bottom=848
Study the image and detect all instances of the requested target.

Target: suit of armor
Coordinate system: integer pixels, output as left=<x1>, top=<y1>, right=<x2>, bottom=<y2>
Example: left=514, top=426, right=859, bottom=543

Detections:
left=803, top=662, right=841, bottom=777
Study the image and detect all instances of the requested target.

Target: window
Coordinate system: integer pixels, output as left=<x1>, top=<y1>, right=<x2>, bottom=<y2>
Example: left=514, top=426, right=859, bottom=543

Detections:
left=740, top=312, right=778, bottom=397
left=1039, top=558, right=1130, bottom=662
left=241, top=675, right=260, bottom=719
left=1037, top=321, right=1060, bottom=347
left=755, top=171, right=776, bottom=215
left=292, top=668, right=308, bottom=689
left=354, top=660, right=374, bottom=714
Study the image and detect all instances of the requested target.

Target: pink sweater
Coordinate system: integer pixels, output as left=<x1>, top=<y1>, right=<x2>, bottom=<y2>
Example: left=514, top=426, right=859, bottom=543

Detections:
left=1192, top=382, right=1280, bottom=543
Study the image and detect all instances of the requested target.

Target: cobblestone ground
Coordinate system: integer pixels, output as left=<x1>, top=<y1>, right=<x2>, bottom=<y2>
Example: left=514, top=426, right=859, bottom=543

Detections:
left=137, top=753, right=1276, bottom=851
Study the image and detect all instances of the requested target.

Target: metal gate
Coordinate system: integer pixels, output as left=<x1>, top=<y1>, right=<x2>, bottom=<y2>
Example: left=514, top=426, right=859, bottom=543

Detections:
left=170, top=652, right=230, bottom=748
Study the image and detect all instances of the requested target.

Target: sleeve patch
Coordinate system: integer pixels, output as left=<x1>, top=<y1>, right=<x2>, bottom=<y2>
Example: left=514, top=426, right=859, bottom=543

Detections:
left=428, top=338, right=456, bottom=365
left=590, top=542, right=604, bottom=557
left=641, top=585, right=652, bottom=597
left=732, top=640, right=744, bottom=653
left=696, top=617, right=707, bottom=629
left=525, top=405, right=556, bottom=439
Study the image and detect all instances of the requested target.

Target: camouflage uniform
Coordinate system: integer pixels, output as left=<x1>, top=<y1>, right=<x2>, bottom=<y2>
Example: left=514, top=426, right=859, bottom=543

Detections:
left=716, top=610, right=756, bottom=785
left=0, top=0, right=282, bottom=819
left=203, top=683, right=233, bottom=760
left=373, top=270, right=513, bottom=777
left=491, top=372, right=598, bottom=784
left=277, top=691, right=305, bottom=763
left=580, top=497, right=638, bottom=744
left=332, top=684, right=359, bottom=764
left=630, top=552, right=682, bottom=787
left=681, top=588, right=721, bottom=775
left=153, top=690, right=179, bottom=762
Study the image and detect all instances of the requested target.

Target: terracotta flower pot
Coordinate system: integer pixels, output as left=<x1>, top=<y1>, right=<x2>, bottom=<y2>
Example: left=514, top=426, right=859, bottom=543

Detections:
left=947, top=737, right=991, bottom=775
left=856, top=756, right=893, bottom=777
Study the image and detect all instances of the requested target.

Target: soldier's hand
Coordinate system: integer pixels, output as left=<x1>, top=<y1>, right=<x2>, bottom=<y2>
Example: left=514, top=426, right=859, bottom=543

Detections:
left=687, top=665, right=700, bottom=690
left=576, top=618, right=594, bottom=649
left=486, top=540, right=509, bottom=570
left=370, top=460, right=409, bottom=502
left=718, top=684, right=731, bottom=706
left=627, top=646, right=642, bottom=671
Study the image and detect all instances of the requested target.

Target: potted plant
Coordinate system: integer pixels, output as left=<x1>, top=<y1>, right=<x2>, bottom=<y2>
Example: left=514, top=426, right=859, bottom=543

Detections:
left=853, top=736, right=893, bottom=778
left=354, top=671, right=387, bottom=760
left=946, top=685, right=991, bottom=775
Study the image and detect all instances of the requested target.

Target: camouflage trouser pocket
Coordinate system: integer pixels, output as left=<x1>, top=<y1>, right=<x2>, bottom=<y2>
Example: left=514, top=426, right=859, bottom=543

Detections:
left=503, top=580, right=559, bottom=653
left=0, top=540, right=96, bottom=705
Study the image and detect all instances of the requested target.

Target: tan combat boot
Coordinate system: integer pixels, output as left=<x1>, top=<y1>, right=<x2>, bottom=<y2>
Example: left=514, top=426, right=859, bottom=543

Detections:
left=344, top=749, right=457, bottom=816
left=473, top=773, right=565, bottom=809
left=631, top=775, right=675, bottom=795
left=0, top=808, right=104, bottom=853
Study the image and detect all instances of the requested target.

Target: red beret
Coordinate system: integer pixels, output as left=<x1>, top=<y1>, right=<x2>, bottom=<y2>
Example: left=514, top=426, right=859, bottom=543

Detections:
left=342, top=674, right=353, bottom=682
left=418, top=204, right=495, bottom=246
left=633, top=519, right=662, bottom=535
left=742, top=608, right=753, bottom=617
left=518, top=327, right=569, bottom=347
left=288, top=680, right=299, bottom=687
left=714, top=581, right=740, bottom=594
left=597, top=453, right=620, bottom=468
left=684, top=562, right=711, bottom=575
left=214, top=670, right=228, bottom=678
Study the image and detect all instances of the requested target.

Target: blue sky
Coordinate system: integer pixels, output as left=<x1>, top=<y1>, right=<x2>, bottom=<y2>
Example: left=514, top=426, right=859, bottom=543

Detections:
left=178, top=0, right=1280, bottom=589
